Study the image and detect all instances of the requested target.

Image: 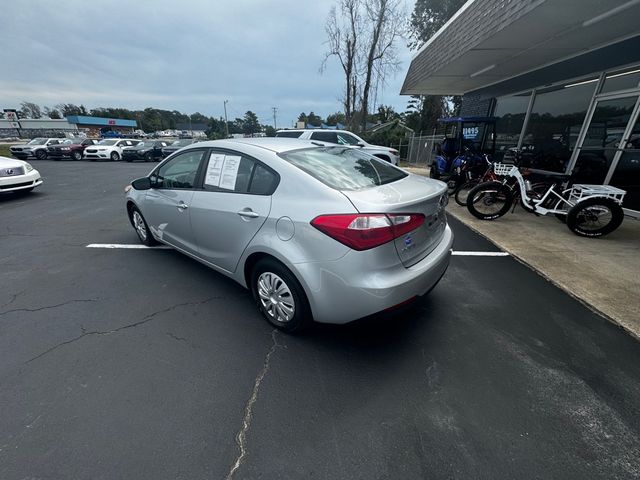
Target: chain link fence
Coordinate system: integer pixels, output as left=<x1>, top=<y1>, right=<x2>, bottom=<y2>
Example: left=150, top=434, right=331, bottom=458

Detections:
left=404, top=134, right=444, bottom=167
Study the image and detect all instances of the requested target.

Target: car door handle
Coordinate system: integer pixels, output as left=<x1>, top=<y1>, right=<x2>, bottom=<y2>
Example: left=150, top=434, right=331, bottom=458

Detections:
left=237, top=209, right=259, bottom=218
left=177, top=202, right=189, bottom=211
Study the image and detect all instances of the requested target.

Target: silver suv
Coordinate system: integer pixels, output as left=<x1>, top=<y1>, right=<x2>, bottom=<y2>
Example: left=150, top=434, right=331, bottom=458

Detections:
left=275, top=129, right=399, bottom=165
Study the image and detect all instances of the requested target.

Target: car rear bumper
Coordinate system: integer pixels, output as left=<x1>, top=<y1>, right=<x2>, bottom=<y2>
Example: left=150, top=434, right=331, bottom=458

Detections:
left=0, top=171, right=43, bottom=192
left=295, top=223, right=453, bottom=324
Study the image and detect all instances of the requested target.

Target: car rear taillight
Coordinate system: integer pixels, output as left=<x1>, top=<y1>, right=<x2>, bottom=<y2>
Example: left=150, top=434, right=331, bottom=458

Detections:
left=311, top=213, right=425, bottom=251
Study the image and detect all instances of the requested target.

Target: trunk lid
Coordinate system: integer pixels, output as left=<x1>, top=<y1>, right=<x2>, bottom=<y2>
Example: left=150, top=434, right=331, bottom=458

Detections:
left=340, top=174, right=448, bottom=267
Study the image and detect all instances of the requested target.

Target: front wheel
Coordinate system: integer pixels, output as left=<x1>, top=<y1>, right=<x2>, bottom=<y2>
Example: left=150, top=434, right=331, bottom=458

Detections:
left=110, top=151, right=120, bottom=162
left=35, top=149, right=47, bottom=160
left=72, top=151, right=83, bottom=161
left=566, top=197, right=624, bottom=237
left=466, top=181, right=514, bottom=220
left=251, top=258, right=311, bottom=333
left=455, top=180, right=479, bottom=206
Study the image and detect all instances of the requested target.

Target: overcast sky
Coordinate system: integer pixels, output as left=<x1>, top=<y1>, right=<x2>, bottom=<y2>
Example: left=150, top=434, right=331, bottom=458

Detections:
left=0, top=1, right=413, bottom=127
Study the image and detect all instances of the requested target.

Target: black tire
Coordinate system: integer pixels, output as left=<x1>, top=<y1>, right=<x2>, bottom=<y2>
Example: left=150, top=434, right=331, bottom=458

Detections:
left=144, top=152, right=153, bottom=162
left=129, top=206, right=157, bottom=246
left=72, top=151, right=83, bottom=161
left=35, top=149, right=47, bottom=160
left=110, top=151, right=120, bottom=162
left=466, top=181, right=514, bottom=220
left=446, top=177, right=460, bottom=196
left=455, top=180, right=479, bottom=206
left=429, top=162, right=439, bottom=179
left=566, top=197, right=624, bottom=237
left=251, top=258, right=312, bottom=333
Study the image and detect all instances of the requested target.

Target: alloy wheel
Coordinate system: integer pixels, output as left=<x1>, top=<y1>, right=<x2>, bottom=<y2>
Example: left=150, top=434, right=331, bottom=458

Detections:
left=132, top=211, right=147, bottom=241
left=257, top=272, right=295, bottom=324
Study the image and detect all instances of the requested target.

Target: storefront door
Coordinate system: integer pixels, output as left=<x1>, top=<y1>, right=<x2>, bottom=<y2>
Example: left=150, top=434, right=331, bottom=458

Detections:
left=571, top=93, right=640, bottom=213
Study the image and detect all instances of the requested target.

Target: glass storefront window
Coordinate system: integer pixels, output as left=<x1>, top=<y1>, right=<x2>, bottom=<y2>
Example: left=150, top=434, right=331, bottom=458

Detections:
left=520, top=79, right=597, bottom=172
left=491, top=93, right=531, bottom=161
left=601, top=67, right=640, bottom=94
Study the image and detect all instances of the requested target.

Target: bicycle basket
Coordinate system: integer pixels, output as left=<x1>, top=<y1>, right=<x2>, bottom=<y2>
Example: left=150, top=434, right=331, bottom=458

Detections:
left=493, top=163, right=518, bottom=176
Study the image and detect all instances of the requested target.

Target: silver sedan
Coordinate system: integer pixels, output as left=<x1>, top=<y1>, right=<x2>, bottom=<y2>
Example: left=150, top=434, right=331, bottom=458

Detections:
left=125, top=138, right=453, bottom=332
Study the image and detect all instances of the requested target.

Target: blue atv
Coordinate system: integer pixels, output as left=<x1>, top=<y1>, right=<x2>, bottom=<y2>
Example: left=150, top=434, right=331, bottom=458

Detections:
left=429, top=116, right=496, bottom=194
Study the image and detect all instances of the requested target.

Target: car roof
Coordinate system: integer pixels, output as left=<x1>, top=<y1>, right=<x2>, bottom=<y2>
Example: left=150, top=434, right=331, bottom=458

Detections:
left=276, top=129, right=357, bottom=135
left=188, top=137, right=325, bottom=153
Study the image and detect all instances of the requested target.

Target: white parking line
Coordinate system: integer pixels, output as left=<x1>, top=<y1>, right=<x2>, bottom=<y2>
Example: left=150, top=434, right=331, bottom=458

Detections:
left=86, top=244, right=172, bottom=249
left=85, top=244, right=509, bottom=256
left=452, top=251, right=509, bottom=256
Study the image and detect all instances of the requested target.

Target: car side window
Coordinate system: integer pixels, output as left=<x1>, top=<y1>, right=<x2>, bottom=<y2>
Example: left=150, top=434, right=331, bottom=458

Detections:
left=152, top=150, right=205, bottom=190
left=310, top=131, right=338, bottom=143
left=202, top=151, right=278, bottom=195
left=337, top=133, right=360, bottom=145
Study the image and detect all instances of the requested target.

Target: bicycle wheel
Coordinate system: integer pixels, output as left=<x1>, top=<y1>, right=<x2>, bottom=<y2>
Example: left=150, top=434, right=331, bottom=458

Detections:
left=566, top=197, right=624, bottom=237
left=454, top=180, right=479, bottom=206
left=466, top=181, right=514, bottom=220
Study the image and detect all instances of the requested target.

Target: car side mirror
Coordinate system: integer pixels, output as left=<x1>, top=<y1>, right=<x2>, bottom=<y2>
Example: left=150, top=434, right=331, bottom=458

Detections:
left=131, top=177, right=152, bottom=190
left=357, top=142, right=365, bottom=147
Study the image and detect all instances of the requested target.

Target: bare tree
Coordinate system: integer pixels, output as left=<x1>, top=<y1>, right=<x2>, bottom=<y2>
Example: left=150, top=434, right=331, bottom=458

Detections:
left=321, top=0, right=362, bottom=129
left=322, top=0, right=405, bottom=131
left=360, top=0, right=403, bottom=130
left=19, top=101, right=42, bottom=119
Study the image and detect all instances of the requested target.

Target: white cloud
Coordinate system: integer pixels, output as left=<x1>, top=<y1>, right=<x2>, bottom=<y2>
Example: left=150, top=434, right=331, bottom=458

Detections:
left=0, top=0, right=413, bottom=125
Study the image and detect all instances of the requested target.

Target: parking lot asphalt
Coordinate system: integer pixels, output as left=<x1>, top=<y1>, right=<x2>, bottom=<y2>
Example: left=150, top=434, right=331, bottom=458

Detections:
left=1, top=160, right=640, bottom=479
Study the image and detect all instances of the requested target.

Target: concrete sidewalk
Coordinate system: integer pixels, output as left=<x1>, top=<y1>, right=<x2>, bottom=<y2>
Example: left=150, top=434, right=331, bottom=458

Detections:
left=402, top=164, right=640, bottom=338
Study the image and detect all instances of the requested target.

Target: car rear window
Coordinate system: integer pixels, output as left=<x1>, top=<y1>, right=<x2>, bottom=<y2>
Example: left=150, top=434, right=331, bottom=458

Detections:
left=275, top=131, right=303, bottom=138
left=280, top=147, right=407, bottom=191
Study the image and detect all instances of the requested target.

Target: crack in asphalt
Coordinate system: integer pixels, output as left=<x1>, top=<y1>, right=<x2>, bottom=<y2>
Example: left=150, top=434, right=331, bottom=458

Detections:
left=0, top=299, right=99, bottom=317
left=0, top=289, right=26, bottom=309
left=226, top=329, right=282, bottom=480
left=24, top=296, right=221, bottom=364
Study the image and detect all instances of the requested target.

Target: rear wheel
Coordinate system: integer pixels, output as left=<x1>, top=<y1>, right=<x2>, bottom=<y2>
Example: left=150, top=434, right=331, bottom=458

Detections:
left=129, top=206, right=157, bottom=246
left=251, top=258, right=311, bottom=333
left=466, top=181, right=513, bottom=220
left=35, top=149, right=47, bottom=160
left=566, top=197, right=624, bottom=237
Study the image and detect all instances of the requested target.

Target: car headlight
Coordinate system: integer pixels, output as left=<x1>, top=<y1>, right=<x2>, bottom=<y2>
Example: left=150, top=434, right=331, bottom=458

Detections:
left=25, top=163, right=34, bottom=172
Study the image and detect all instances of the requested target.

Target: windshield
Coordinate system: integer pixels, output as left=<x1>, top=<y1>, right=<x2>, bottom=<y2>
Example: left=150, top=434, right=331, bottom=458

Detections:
left=60, top=139, right=81, bottom=145
left=336, top=133, right=360, bottom=145
left=27, top=138, right=47, bottom=145
left=280, top=147, right=407, bottom=191
left=98, top=139, right=118, bottom=146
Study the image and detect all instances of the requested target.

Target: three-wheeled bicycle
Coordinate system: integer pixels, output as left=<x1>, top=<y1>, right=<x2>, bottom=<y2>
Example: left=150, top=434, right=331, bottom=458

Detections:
left=466, top=162, right=627, bottom=237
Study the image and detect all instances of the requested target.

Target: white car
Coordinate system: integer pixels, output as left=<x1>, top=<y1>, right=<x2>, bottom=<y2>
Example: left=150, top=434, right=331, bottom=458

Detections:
left=0, top=156, right=43, bottom=193
left=83, top=139, right=140, bottom=161
left=275, top=129, right=400, bottom=165
left=10, top=138, right=63, bottom=160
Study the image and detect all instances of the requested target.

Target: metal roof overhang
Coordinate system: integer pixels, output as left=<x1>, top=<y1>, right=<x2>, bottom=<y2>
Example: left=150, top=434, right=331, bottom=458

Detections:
left=401, top=0, right=640, bottom=96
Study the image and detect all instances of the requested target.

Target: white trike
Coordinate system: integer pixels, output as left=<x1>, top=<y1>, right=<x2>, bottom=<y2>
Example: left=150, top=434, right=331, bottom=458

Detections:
left=466, top=162, right=627, bottom=237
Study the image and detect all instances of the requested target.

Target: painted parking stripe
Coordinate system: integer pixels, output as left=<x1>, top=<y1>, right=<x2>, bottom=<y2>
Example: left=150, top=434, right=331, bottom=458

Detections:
left=86, top=244, right=172, bottom=249
left=452, top=251, right=509, bottom=256
left=86, top=244, right=508, bottom=256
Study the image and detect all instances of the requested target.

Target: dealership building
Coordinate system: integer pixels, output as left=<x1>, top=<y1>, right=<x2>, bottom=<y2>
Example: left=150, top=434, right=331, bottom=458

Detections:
left=0, top=115, right=137, bottom=138
left=402, top=0, right=640, bottom=216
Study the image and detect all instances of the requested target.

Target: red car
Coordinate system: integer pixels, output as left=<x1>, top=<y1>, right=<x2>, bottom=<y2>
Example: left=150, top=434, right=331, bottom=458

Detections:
left=47, top=138, right=98, bottom=161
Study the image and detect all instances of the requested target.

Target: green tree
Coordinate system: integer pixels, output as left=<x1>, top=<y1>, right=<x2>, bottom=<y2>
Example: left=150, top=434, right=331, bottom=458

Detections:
left=264, top=126, right=276, bottom=137
left=306, top=111, right=324, bottom=127
left=406, top=0, right=465, bottom=129
left=326, top=112, right=346, bottom=126
left=19, top=101, right=42, bottom=119
left=242, top=111, right=260, bottom=135
left=43, top=106, right=62, bottom=119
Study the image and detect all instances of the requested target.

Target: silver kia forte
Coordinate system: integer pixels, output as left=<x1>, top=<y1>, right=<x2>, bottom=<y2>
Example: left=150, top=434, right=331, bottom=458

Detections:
left=125, top=138, right=453, bottom=331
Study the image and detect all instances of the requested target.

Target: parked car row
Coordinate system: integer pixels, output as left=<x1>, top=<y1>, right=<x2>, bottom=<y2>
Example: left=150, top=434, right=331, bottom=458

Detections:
left=9, top=138, right=201, bottom=162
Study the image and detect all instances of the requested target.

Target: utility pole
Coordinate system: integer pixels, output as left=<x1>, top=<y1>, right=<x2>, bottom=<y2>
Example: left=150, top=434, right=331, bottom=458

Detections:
left=272, top=107, right=277, bottom=130
left=223, top=100, right=229, bottom=138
